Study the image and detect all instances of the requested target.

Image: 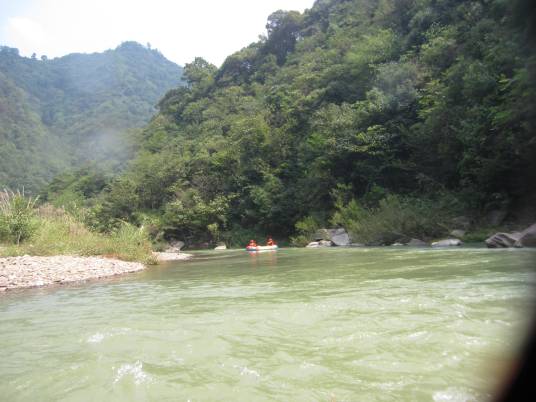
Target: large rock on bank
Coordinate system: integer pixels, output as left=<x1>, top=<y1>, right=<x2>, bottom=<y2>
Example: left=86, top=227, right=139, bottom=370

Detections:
left=485, top=232, right=522, bottom=248
left=330, top=230, right=350, bottom=246
left=485, top=222, right=536, bottom=248
left=312, top=228, right=351, bottom=246
left=515, top=223, right=536, bottom=247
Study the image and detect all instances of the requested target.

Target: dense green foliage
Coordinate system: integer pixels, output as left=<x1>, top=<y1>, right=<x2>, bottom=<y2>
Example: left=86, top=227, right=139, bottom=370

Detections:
left=0, top=42, right=183, bottom=192
left=0, top=190, right=39, bottom=244
left=46, top=0, right=536, bottom=246
left=0, top=202, right=155, bottom=263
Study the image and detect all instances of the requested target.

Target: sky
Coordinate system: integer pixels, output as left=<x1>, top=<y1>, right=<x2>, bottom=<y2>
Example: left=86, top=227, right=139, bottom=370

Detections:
left=0, top=0, right=315, bottom=66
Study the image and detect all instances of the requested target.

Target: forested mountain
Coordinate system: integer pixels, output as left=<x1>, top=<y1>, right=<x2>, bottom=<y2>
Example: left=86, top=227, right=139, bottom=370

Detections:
left=0, top=41, right=183, bottom=191
left=45, top=0, right=536, bottom=246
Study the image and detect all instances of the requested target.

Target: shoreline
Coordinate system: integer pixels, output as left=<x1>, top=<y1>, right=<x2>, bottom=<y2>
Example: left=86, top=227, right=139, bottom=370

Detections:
left=0, top=253, right=193, bottom=292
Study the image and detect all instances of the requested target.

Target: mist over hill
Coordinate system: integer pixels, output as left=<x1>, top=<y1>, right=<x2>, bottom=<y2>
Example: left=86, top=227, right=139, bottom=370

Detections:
left=0, top=41, right=183, bottom=191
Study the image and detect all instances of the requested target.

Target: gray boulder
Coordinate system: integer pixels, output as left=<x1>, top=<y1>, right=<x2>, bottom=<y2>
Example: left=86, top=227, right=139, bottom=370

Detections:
left=432, top=238, right=463, bottom=247
left=313, top=228, right=350, bottom=246
left=514, top=223, right=536, bottom=248
left=330, top=230, right=350, bottom=246
left=406, top=238, right=428, bottom=247
left=485, top=232, right=521, bottom=248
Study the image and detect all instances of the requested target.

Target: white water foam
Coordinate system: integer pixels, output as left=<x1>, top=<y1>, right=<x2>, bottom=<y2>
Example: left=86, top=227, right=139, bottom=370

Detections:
left=86, top=328, right=131, bottom=344
left=114, top=360, right=150, bottom=385
left=433, top=387, right=476, bottom=402
left=87, top=332, right=105, bottom=343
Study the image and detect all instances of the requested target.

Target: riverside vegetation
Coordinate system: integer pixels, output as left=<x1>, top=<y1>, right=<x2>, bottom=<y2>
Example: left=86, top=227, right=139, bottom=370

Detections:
left=3, top=0, right=536, bottom=250
left=0, top=190, right=155, bottom=264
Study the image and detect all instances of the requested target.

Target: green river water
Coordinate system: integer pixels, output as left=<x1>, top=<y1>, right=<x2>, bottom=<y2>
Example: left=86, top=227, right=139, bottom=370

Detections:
left=1, top=247, right=535, bottom=401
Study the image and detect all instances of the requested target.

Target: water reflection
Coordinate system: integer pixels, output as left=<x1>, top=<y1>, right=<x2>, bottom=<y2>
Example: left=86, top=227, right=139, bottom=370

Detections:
left=248, top=250, right=278, bottom=267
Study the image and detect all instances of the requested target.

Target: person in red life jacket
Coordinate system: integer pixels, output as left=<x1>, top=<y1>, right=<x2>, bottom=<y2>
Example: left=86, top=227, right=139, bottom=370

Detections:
left=266, top=237, right=275, bottom=246
left=247, top=239, right=258, bottom=248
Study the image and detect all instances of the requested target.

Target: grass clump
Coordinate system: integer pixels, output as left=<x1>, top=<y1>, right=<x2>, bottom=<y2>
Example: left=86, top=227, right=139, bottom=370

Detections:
left=1, top=200, right=156, bottom=264
left=0, top=189, right=39, bottom=245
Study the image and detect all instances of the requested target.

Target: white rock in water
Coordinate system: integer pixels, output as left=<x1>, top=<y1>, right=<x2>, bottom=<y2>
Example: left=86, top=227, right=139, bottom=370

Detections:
left=306, top=242, right=320, bottom=248
left=214, top=245, right=227, bottom=250
left=432, top=238, right=462, bottom=247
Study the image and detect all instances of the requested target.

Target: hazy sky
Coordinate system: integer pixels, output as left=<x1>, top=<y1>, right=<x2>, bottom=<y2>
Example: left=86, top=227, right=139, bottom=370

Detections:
left=0, top=0, right=314, bottom=66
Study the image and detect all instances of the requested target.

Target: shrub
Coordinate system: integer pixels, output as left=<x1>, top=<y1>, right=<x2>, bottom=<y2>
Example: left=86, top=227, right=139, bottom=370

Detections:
left=290, top=216, right=321, bottom=246
left=331, top=193, right=459, bottom=244
left=0, top=189, right=39, bottom=244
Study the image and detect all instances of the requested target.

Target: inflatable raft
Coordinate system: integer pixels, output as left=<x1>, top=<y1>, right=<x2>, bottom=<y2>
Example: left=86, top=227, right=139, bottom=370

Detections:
left=245, top=245, right=278, bottom=252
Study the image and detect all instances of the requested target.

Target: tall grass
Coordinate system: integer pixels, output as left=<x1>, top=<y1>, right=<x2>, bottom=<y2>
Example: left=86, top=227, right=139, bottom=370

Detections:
left=0, top=189, right=39, bottom=244
left=1, top=203, right=156, bottom=264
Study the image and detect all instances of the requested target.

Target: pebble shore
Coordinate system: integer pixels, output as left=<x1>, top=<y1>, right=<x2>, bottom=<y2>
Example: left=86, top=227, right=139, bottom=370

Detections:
left=0, top=255, right=146, bottom=291
left=152, top=252, right=193, bottom=262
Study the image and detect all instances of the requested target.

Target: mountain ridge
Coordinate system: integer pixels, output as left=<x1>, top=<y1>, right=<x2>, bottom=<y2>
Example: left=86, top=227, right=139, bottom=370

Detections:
left=0, top=41, right=184, bottom=192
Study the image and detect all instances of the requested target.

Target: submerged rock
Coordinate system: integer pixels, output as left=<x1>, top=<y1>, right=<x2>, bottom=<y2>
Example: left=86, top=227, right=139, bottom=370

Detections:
left=432, top=238, right=462, bottom=247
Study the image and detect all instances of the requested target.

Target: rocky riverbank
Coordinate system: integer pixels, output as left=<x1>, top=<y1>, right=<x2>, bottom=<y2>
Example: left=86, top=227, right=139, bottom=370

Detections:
left=0, top=255, right=146, bottom=291
left=152, top=252, right=193, bottom=262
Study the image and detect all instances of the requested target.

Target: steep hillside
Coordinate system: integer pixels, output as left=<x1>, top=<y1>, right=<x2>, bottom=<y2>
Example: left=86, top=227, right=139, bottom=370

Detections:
left=46, top=0, right=536, bottom=245
left=0, top=42, right=183, bottom=191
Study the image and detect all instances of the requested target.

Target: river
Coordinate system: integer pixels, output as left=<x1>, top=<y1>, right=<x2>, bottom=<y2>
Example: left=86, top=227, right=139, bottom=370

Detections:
left=1, top=247, right=535, bottom=401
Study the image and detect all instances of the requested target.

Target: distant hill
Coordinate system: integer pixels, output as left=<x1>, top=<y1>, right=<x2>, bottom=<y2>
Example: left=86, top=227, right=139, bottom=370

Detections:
left=0, top=41, right=183, bottom=192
